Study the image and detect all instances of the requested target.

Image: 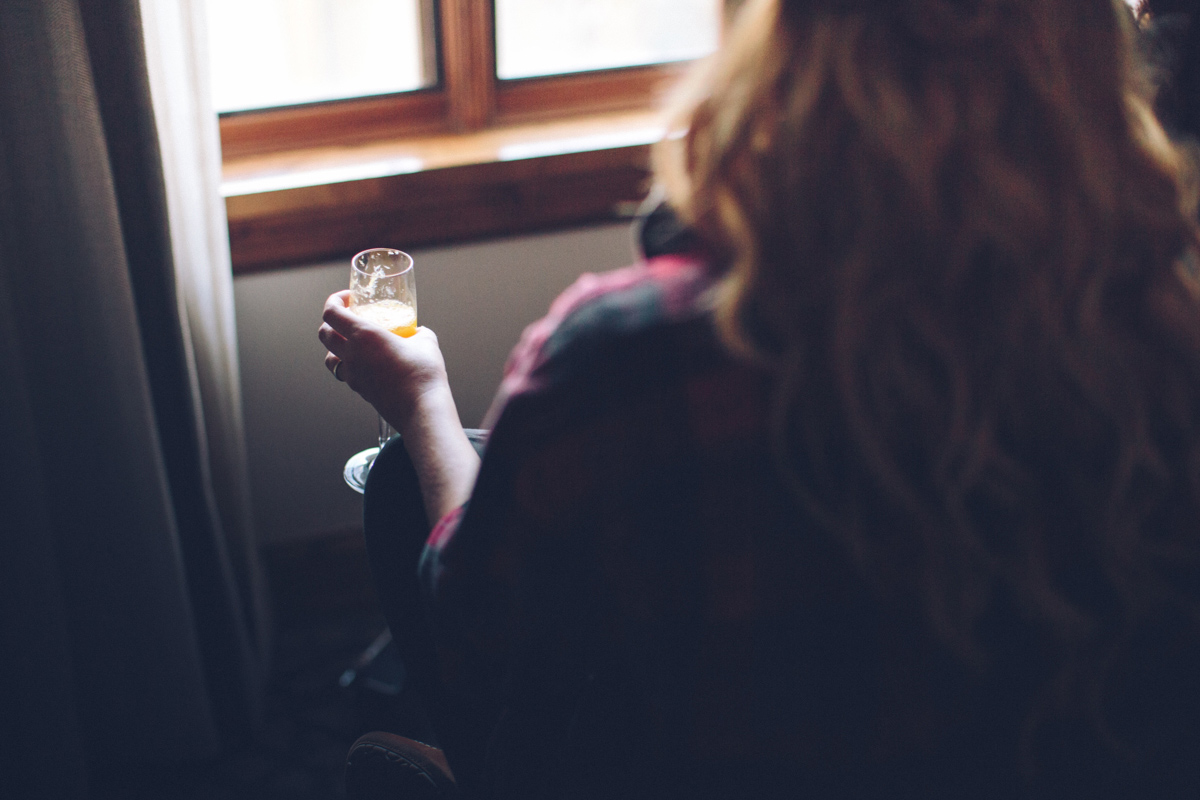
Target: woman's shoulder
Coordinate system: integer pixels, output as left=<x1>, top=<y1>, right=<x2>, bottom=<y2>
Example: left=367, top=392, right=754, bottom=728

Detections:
left=483, top=254, right=721, bottom=426
left=543, top=254, right=719, bottom=357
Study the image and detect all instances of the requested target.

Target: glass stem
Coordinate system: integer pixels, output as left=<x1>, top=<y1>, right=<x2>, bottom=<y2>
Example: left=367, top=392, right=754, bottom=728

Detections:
left=378, top=414, right=393, bottom=449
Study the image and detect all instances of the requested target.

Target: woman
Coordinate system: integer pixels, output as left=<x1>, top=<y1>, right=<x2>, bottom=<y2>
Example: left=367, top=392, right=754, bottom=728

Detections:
left=319, top=0, right=1200, bottom=796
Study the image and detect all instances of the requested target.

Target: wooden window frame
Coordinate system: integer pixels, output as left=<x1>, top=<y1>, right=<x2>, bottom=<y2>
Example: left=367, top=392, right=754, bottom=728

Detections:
left=221, top=0, right=697, bottom=273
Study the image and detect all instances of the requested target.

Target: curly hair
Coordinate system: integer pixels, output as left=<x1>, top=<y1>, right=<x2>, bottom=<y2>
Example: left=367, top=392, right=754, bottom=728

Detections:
left=657, top=0, right=1200, bottom=753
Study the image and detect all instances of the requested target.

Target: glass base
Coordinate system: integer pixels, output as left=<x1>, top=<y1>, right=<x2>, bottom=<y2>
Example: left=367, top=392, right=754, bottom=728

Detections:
left=343, top=446, right=381, bottom=494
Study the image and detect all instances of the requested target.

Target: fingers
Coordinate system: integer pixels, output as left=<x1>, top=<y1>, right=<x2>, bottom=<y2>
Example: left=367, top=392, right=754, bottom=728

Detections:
left=322, top=292, right=356, bottom=385
left=322, top=291, right=359, bottom=335
left=324, top=352, right=344, bottom=381
left=317, top=322, right=349, bottom=357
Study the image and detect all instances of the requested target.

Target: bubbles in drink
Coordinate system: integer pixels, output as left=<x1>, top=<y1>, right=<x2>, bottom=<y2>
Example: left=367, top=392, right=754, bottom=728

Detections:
left=353, top=299, right=417, bottom=337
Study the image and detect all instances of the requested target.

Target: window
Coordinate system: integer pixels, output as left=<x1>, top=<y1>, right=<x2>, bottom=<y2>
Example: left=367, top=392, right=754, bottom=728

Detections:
left=207, top=0, right=437, bottom=114
left=494, top=0, right=720, bottom=79
left=210, top=1, right=721, bottom=273
left=211, top=1, right=718, bottom=151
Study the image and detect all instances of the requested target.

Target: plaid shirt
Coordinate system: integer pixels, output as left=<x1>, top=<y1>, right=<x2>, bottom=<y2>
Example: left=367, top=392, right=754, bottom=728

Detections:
left=415, top=251, right=1196, bottom=798
left=417, top=252, right=907, bottom=797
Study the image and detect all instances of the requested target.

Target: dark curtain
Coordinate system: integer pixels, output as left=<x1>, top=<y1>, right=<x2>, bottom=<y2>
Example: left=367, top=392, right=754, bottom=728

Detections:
left=0, top=0, right=267, bottom=796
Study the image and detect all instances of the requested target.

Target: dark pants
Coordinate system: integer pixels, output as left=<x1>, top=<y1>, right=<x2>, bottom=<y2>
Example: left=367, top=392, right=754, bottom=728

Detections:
left=361, top=431, right=492, bottom=795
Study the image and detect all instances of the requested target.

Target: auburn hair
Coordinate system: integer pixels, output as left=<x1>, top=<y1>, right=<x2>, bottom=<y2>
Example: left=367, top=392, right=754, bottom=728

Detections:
left=658, top=0, right=1200, bottom=744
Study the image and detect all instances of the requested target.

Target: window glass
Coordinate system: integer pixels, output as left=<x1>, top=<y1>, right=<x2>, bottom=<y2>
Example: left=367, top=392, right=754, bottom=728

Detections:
left=495, top=0, right=721, bottom=81
left=206, top=0, right=435, bottom=113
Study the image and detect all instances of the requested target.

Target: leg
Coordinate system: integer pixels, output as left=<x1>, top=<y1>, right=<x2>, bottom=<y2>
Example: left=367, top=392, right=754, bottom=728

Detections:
left=361, top=432, right=490, bottom=792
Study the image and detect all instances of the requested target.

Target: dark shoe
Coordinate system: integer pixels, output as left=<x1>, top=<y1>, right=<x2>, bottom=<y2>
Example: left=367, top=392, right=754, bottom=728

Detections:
left=345, top=732, right=457, bottom=800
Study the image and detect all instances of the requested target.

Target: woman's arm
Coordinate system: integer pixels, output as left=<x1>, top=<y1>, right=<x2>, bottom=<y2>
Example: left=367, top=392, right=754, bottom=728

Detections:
left=319, top=290, right=479, bottom=523
left=394, top=380, right=480, bottom=524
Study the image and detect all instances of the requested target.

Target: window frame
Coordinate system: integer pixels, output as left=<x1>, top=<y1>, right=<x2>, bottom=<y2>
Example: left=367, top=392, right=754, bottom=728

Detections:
left=219, top=0, right=703, bottom=272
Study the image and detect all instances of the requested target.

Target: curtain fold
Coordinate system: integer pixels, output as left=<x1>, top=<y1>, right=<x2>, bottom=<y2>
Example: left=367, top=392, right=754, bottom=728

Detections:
left=140, top=0, right=271, bottom=673
left=0, top=0, right=266, bottom=794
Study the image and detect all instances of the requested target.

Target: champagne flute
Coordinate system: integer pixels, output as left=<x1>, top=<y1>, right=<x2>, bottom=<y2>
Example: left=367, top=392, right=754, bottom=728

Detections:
left=342, top=248, right=417, bottom=492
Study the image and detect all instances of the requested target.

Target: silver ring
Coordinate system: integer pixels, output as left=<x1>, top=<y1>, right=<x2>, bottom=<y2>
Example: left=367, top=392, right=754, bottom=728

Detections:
left=333, top=360, right=344, bottom=382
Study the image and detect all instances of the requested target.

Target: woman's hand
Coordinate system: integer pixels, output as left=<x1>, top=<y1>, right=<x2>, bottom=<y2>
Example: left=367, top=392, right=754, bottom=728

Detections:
left=319, top=289, right=481, bottom=521
left=318, top=290, right=450, bottom=432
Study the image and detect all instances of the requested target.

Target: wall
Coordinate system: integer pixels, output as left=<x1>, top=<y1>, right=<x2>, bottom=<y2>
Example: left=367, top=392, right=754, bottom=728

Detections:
left=234, top=222, right=636, bottom=544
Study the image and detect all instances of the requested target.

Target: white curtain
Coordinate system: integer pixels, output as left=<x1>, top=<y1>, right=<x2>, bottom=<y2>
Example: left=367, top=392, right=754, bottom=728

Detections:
left=140, top=0, right=271, bottom=667
left=0, top=0, right=266, bottom=795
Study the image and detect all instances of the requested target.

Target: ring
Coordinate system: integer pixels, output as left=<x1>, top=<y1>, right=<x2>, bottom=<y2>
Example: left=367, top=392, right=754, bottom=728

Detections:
left=333, top=361, right=344, bottom=382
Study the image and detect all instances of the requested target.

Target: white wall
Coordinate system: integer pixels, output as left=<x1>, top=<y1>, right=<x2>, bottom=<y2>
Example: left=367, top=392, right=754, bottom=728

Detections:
left=234, top=222, right=636, bottom=544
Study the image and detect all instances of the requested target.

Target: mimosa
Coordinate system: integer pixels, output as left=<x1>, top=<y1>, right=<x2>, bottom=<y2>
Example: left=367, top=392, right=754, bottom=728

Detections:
left=353, top=299, right=417, bottom=337
left=343, top=247, right=418, bottom=493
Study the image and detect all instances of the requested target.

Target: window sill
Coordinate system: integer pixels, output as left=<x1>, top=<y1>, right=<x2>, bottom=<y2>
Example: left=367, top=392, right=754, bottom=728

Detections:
left=223, top=109, right=664, bottom=274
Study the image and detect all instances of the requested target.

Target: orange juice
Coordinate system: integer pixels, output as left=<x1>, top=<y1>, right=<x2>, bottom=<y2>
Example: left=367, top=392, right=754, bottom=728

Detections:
left=353, top=299, right=417, bottom=337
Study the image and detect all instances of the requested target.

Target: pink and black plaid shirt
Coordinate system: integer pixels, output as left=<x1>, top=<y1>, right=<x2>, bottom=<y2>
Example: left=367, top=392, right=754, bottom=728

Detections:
left=415, top=252, right=1198, bottom=798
